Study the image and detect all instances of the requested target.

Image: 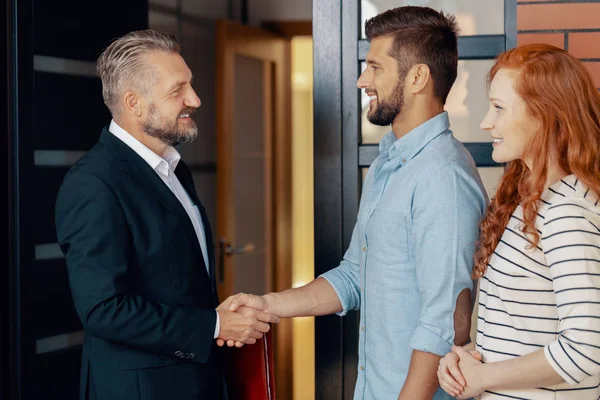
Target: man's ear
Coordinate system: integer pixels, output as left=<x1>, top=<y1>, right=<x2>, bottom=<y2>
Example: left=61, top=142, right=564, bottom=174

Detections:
left=408, top=63, right=432, bottom=95
left=123, top=91, right=143, bottom=118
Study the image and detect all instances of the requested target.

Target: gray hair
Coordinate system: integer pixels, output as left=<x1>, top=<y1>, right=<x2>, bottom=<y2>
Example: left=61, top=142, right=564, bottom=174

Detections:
left=96, top=29, right=181, bottom=116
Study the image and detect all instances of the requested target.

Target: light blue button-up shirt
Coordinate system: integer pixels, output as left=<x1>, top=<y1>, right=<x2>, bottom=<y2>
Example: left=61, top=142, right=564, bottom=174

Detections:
left=321, top=112, right=488, bottom=400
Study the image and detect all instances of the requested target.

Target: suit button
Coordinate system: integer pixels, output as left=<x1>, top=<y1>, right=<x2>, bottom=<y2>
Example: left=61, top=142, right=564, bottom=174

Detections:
left=189, top=353, right=196, bottom=360
left=175, top=351, right=182, bottom=356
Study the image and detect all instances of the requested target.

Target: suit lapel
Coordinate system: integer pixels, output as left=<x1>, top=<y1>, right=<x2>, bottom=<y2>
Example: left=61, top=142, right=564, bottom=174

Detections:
left=175, top=163, right=217, bottom=289
left=100, top=129, right=205, bottom=267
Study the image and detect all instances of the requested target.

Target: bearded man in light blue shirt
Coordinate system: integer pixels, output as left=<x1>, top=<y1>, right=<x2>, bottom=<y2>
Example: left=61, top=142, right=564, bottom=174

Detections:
left=221, top=6, right=488, bottom=399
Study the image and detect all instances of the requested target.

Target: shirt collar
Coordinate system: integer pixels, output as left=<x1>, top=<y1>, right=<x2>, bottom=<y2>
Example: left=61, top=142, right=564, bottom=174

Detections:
left=109, top=120, right=181, bottom=174
left=378, top=111, right=450, bottom=166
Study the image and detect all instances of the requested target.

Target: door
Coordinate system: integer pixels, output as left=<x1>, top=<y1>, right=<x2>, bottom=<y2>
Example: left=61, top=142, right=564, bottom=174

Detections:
left=215, top=20, right=292, bottom=399
left=312, top=1, right=517, bottom=398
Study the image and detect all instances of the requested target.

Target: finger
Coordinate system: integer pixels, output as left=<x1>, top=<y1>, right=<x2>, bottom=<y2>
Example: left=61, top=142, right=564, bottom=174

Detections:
left=439, top=363, right=465, bottom=392
left=227, top=340, right=235, bottom=347
left=249, top=329, right=264, bottom=340
left=236, top=341, right=244, bottom=347
left=447, top=360, right=466, bottom=387
left=243, top=338, right=256, bottom=345
left=437, top=372, right=460, bottom=398
left=253, top=321, right=271, bottom=333
left=470, top=350, right=483, bottom=361
left=229, top=295, right=244, bottom=312
left=254, top=310, right=280, bottom=324
left=453, top=345, right=471, bottom=359
left=216, top=339, right=225, bottom=347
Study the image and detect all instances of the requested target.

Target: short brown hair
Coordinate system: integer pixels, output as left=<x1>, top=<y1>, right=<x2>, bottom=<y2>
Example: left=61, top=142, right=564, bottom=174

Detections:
left=365, top=6, right=459, bottom=104
left=96, top=29, right=181, bottom=116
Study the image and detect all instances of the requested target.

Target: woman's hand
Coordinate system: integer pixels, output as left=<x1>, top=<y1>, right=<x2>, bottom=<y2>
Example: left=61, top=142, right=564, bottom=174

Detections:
left=438, top=345, right=483, bottom=397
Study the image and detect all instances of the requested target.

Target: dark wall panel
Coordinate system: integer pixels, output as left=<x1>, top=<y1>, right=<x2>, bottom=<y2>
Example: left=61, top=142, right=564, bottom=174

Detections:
left=30, top=259, right=81, bottom=339
left=34, top=72, right=109, bottom=151
left=34, top=166, right=70, bottom=244
left=33, top=346, right=82, bottom=400
left=34, top=0, right=148, bottom=62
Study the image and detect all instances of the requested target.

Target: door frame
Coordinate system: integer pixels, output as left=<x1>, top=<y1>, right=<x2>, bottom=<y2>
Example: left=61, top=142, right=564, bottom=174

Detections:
left=215, top=19, right=293, bottom=399
left=312, top=1, right=517, bottom=398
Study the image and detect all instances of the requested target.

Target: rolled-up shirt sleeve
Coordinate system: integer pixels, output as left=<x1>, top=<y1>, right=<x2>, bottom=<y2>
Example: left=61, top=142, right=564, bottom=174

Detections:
left=542, top=198, right=600, bottom=385
left=320, top=223, right=362, bottom=316
left=408, top=163, right=484, bottom=356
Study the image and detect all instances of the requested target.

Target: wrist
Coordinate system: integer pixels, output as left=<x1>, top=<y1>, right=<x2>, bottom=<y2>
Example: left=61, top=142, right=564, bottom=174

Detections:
left=478, top=362, right=495, bottom=392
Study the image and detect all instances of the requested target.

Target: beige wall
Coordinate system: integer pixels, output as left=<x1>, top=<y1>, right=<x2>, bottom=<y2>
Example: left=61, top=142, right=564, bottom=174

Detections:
left=291, top=36, right=315, bottom=400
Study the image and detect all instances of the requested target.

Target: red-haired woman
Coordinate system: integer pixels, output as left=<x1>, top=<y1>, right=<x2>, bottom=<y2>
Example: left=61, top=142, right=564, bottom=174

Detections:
left=437, top=44, right=600, bottom=399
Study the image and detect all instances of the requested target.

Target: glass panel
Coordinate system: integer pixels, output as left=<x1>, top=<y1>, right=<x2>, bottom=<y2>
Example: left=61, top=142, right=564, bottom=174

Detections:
left=446, top=60, right=495, bottom=143
left=360, top=60, right=494, bottom=145
left=361, top=0, right=504, bottom=38
left=478, top=166, right=505, bottom=199
left=233, top=55, right=269, bottom=295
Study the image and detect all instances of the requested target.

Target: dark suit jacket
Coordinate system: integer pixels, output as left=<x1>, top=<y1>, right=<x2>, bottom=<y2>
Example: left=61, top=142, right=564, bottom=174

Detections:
left=55, top=128, right=224, bottom=400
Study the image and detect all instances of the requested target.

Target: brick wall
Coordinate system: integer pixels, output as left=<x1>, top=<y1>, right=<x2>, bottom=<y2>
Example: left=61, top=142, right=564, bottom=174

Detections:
left=517, top=0, right=600, bottom=89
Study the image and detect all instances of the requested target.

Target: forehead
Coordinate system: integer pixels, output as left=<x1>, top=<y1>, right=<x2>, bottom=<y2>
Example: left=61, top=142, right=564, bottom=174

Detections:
left=144, top=51, right=191, bottom=85
left=366, top=36, right=395, bottom=62
left=490, top=68, right=519, bottom=96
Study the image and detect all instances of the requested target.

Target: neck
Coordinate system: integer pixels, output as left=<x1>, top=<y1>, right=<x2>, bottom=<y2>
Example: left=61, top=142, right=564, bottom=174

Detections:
left=391, top=100, right=444, bottom=139
left=115, top=117, right=169, bottom=157
left=543, top=165, right=568, bottom=190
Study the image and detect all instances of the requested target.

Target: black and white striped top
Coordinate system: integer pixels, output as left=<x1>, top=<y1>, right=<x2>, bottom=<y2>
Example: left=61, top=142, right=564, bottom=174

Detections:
left=476, top=175, right=600, bottom=399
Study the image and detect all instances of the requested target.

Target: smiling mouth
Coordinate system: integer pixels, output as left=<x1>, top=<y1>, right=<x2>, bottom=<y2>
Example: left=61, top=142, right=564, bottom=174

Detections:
left=492, top=138, right=503, bottom=143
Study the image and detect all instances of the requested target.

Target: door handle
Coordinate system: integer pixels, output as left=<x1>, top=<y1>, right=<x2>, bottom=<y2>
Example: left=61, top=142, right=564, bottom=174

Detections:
left=225, top=243, right=255, bottom=255
left=217, top=238, right=256, bottom=284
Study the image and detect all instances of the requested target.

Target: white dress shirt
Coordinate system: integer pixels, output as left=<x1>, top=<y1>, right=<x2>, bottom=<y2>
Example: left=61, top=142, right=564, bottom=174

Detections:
left=109, top=120, right=220, bottom=338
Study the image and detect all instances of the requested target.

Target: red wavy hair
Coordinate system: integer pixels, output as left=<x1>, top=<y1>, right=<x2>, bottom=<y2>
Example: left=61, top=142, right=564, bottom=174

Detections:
left=473, top=44, right=600, bottom=278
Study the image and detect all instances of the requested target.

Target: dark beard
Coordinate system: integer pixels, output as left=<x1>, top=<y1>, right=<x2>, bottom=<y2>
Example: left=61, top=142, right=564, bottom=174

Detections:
left=367, top=79, right=404, bottom=127
left=142, top=104, right=198, bottom=146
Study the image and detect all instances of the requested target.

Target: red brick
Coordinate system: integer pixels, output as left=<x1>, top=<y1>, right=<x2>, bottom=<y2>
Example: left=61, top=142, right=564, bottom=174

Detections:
left=518, top=4, right=600, bottom=30
left=583, top=62, right=600, bottom=88
left=570, top=33, right=600, bottom=59
left=517, top=33, right=564, bottom=49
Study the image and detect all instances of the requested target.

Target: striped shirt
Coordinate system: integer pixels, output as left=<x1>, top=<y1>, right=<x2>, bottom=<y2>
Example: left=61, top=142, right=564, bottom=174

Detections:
left=476, top=174, right=600, bottom=399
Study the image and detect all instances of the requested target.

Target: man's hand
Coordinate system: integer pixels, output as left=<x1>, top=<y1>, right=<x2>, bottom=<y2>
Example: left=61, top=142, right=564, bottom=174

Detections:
left=215, top=294, right=279, bottom=348
left=215, top=307, right=277, bottom=347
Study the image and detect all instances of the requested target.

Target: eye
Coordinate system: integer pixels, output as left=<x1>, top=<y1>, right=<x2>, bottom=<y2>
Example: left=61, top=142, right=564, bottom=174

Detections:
left=494, top=104, right=503, bottom=112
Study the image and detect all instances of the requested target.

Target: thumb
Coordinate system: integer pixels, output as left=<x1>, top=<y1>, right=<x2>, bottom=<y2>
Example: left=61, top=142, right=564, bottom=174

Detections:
left=469, top=350, right=483, bottom=361
left=452, top=345, right=470, bottom=359
left=229, top=301, right=241, bottom=312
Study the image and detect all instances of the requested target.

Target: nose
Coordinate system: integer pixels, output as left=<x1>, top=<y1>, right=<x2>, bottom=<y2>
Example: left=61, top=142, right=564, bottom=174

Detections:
left=185, top=88, right=201, bottom=108
left=480, top=108, right=494, bottom=131
left=356, top=68, right=370, bottom=89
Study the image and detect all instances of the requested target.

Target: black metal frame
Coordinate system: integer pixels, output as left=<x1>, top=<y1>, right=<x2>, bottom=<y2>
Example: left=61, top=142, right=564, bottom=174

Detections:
left=5, top=1, right=35, bottom=400
left=313, top=1, right=517, bottom=398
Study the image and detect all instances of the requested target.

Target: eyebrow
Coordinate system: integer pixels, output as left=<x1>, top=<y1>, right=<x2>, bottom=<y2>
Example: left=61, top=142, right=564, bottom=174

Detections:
left=489, top=97, right=504, bottom=103
left=166, top=76, right=194, bottom=93
left=365, top=58, right=382, bottom=66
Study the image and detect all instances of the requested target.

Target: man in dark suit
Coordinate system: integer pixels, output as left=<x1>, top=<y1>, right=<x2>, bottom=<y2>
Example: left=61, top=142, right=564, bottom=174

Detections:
left=55, top=30, right=278, bottom=400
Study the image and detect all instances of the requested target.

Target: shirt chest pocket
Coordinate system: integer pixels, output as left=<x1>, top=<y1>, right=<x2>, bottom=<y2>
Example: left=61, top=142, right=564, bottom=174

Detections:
left=366, top=209, right=409, bottom=264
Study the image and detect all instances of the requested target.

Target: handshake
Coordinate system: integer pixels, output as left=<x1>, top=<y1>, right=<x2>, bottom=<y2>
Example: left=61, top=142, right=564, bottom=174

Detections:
left=215, top=292, right=284, bottom=348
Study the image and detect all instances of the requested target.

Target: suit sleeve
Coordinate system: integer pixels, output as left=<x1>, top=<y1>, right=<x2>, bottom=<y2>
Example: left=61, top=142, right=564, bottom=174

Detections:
left=55, top=170, right=215, bottom=363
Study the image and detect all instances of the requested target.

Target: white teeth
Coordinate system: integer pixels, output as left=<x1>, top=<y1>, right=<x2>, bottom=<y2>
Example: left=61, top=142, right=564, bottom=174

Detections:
left=179, top=114, right=189, bottom=118
left=493, top=138, right=503, bottom=143
left=369, top=95, right=377, bottom=101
